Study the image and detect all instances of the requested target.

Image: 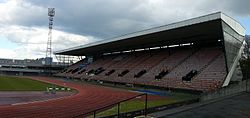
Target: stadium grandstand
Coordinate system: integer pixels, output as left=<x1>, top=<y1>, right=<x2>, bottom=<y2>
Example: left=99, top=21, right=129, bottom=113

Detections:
left=0, top=58, right=65, bottom=76
left=54, top=12, right=246, bottom=93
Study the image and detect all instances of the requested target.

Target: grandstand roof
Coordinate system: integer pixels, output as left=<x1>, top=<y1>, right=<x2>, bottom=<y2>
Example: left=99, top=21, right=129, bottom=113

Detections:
left=55, top=12, right=245, bottom=56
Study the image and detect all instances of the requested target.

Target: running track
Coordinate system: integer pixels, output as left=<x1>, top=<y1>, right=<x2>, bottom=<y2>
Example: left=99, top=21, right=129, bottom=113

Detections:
left=0, top=77, right=141, bottom=118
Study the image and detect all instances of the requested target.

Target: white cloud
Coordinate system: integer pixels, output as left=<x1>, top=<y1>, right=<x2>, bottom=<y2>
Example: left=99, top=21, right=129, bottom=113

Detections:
left=0, top=0, right=249, bottom=60
left=0, top=25, right=98, bottom=60
left=0, top=0, right=45, bottom=26
left=0, top=49, right=16, bottom=59
left=0, top=0, right=99, bottom=60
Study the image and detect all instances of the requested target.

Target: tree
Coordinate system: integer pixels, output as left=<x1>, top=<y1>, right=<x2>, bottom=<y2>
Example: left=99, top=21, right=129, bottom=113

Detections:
left=239, top=35, right=250, bottom=80
left=239, top=58, right=250, bottom=80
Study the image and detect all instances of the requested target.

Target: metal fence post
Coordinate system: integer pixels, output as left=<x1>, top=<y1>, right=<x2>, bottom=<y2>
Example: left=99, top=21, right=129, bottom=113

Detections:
left=246, top=72, right=248, bottom=92
left=144, top=93, right=148, bottom=116
left=118, top=102, right=120, bottom=118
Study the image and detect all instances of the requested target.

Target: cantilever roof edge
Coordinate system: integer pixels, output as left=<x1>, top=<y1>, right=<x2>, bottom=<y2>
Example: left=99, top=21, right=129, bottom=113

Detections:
left=54, top=12, right=246, bottom=55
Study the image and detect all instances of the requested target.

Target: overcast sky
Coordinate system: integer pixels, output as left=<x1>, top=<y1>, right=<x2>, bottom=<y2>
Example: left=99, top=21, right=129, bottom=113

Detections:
left=0, top=0, right=249, bottom=60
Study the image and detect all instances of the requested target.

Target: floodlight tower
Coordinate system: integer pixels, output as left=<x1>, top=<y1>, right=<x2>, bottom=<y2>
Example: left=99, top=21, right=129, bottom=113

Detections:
left=46, top=8, right=55, bottom=63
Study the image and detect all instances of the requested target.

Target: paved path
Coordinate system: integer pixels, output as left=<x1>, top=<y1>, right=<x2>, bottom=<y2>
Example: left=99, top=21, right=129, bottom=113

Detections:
left=158, top=92, right=250, bottom=118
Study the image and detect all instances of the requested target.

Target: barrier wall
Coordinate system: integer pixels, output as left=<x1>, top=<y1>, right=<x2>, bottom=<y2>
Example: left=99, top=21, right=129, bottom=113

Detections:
left=201, top=79, right=250, bottom=101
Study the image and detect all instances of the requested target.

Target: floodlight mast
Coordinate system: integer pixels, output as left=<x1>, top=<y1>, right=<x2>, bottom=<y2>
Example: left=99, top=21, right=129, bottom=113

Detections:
left=45, top=8, right=55, bottom=76
left=46, top=8, right=55, bottom=61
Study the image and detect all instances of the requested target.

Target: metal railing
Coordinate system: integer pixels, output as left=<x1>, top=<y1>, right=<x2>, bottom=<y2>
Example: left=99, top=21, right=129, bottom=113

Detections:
left=73, top=93, right=148, bottom=118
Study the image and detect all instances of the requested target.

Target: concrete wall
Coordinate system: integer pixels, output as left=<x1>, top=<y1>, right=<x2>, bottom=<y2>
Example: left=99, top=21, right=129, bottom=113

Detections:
left=247, top=79, right=250, bottom=92
left=201, top=80, right=250, bottom=101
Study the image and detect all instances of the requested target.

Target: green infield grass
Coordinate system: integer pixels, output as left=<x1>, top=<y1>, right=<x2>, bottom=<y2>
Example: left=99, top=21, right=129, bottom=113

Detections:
left=0, top=75, right=68, bottom=91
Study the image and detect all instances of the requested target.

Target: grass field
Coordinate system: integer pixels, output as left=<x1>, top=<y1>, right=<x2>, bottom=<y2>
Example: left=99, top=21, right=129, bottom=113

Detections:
left=90, top=92, right=198, bottom=117
left=0, top=75, right=65, bottom=91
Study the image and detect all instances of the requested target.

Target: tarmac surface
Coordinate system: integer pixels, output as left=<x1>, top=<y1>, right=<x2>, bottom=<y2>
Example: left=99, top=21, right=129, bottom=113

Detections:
left=158, top=92, right=250, bottom=118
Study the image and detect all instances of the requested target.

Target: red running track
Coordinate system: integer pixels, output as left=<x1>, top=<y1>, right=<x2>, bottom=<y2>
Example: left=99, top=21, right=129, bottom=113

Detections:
left=0, top=77, right=141, bottom=118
